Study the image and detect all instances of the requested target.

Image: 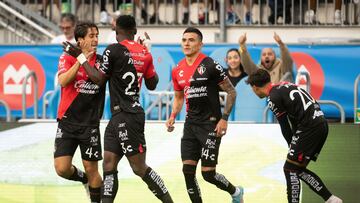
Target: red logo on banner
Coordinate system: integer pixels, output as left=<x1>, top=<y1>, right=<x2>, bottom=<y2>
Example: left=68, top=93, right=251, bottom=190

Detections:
left=290, top=52, right=325, bottom=100
left=0, top=52, right=46, bottom=110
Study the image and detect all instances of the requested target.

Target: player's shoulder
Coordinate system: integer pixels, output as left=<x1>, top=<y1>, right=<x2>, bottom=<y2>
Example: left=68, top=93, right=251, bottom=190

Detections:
left=59, top=53, right=76, bottom=62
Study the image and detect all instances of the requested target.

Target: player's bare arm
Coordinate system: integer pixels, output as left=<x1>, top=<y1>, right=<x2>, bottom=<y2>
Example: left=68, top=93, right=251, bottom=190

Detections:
left=166, top=90, right=184, bottom=132
left=58, top=61, right=80, bottom=87
left=62, top=41, right=107, bottom=86
left=144, top=73, right=159, bottom=90
left=215, top=78, right=237, bottom=137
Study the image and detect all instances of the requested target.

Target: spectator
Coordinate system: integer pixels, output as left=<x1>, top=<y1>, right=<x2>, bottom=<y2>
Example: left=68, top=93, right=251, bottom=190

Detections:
left=268, top=0, right=292, bottom=24
left=238, top=32, right=294, bottom=83
left=226, top=0, right=254, bottom=24
left=99, top=0, right=162, bottom=24
left=51, top=13, right=77, bottom=44
left=305, top=0, right=344, bottom=25
left=224, top=48, right=247, bottom=87
left=42, top=0, right=80, bottom=16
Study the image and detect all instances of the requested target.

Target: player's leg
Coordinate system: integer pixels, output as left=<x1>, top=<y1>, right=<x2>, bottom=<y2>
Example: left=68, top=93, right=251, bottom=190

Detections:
left=54, top=123, right=88, bottom=184
left=285, top=123, right=342, bottom=203
left=125, top=112, right=173, bottom=202
left=127, top=152, right=173, bottom=203
left=54, top=156, right=87, bottom=183
left=101, top=118, right=123, bottom=203
left=197, top=123, right=243, bottom=203
left=181, top=122, right=202, bottom=203
left=79, top=126, right=103, bottom=203
left=102, top=151, right=121, bottom=203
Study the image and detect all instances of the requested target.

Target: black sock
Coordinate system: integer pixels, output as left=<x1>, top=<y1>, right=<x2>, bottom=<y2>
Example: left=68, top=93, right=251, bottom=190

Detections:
left=89, top=186, right=101, bottom=203
left=102, top=170, right=118, bottom=203
left=298, top=168, right=332, bottom=201
left=201, top=170, right=236, bottom=194
left=142, top=167, right=172, bottom=202
left=284, top=169, right=301, bottom=203
left=183, top=164, right=202, bottom=203
left=68, top=165, right=88, bottom=184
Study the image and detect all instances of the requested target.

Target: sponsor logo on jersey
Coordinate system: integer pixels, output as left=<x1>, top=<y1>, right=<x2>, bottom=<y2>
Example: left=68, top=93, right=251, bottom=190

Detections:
left=0, top=52, right=46, bottom=109
left=74, top=80, right=100, bottom=94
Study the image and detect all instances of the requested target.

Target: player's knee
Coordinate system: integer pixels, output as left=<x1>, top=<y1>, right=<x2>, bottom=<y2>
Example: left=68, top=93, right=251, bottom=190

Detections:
left=83, top=163, right=99, bottom=177
left=54, top=163, right=72, bottom=178
left=283, top=161, right=304, bottom=174
left=182, top=164, right=197, bottom=175
left=131, top=164, right=147, bottom=177
left=201, top=170, right=216, bottom=184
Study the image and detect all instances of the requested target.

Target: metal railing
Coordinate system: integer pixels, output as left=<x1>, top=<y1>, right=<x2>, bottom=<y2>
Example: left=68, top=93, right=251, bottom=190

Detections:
left=42, top=90, right=55, bottom=119
left=14, top=0, right=360, bottom=26
left=317, top=100, right=345, bottom=123
left=22, top=71, right=39, bottom=119
left=0, top=99, right=11, bottom=122
left=354, top=74, right=360, bottom=123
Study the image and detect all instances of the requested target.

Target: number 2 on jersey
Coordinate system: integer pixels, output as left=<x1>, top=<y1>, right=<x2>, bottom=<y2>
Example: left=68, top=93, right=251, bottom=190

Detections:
left=122, top=72, right=136, bottom=95
left=289, top=87, right=315, bottom=111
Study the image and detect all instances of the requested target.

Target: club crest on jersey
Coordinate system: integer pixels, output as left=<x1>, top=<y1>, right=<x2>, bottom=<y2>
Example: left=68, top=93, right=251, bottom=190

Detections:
left=197, top=65, right=206, bottom=75
left=179, top=70, right=184, bottom=77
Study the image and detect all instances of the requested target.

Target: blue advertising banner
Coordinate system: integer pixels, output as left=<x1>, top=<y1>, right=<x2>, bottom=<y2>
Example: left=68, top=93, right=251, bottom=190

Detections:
left=0, top=44, right=359, bottom=121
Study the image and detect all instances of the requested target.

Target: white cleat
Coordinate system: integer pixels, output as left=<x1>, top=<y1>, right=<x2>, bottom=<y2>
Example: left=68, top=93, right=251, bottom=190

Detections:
left=325, top=195, right=343, bottom=203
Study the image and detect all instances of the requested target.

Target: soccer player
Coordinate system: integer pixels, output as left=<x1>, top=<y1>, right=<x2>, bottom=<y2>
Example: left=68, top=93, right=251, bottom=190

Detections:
left=246, top=69, right=343, bottom=203
left=239, top=32, right=293, bottom=83
left=55, top=22, right=104, bottom=203
left=62, top=15, right=173, bottom=203
left=166, top=27, right=244, bottom=203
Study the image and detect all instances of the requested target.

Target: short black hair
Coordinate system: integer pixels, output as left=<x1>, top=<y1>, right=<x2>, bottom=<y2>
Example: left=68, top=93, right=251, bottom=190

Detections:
left=116, top=15, right=136, bottom=30
left=60, top=13, right=77, bottom=24
left=183, top=27, right=203, bottom=41
left=246, top=69, right=271, bottom=87
left=74, top=21, right=98, bottom=41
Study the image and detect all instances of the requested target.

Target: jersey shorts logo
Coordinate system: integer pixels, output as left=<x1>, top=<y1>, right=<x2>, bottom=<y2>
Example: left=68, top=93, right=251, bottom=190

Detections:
left=291, top=52, right=325, bottom=100
left=0, top=52, right=46, bottom=109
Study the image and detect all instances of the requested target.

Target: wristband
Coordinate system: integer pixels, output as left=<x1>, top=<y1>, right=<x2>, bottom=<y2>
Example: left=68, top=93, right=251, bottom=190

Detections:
left=170, top=112, right=177, bottom=119
left=77, top=53, right=87, bottom=65
left=221, top=114, right=229, bottom=121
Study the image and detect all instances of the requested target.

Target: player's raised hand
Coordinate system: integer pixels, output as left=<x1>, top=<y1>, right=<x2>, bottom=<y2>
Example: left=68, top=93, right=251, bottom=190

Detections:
left=215, top=119, right=228, bottom=137
left=62, top=41, right=82, bottom=58
left=238, top=33, right=247, bottom=45
left=165, top=117, right=175, bottom=132
left=274, top=32, right=283, bottom=45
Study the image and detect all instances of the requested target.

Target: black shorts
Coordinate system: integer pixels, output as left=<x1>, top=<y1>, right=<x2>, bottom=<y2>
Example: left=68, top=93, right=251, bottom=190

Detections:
left=104, top=111, right=146, bottom=157
left=287, top=122, right=328, bottom=163
left=54, top=121, right=102, bottom=161
left=181, top=122, right=221, bottom=167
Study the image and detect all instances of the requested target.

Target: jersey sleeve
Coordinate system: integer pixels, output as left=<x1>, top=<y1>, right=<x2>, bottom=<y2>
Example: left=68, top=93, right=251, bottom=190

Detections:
left=269, top=90, right=287, bottom=118
left=209, top=58, right=227, bottom=84
left=99, top=44, right=115, bottom=76
left=171, top=67, right=182, bottom=91
left=57, top=53, right=76, bottom=75
left=143, top=53, right=156, bottom=79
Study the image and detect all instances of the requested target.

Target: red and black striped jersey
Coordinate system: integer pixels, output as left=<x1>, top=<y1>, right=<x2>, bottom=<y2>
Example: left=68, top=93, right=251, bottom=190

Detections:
left=57, top=53, right=105, bottom=126
left=172, top=53, right=227, bottom=124
left=119, top=40, right=156, bottom=89
left=99, top=43, right=143, bottom=115
left=268, top=82, right=326, bottom=131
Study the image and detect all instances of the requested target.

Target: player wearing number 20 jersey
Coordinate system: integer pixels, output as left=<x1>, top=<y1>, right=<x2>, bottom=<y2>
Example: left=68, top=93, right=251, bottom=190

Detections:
left=247, top=69, right=343, bottom=203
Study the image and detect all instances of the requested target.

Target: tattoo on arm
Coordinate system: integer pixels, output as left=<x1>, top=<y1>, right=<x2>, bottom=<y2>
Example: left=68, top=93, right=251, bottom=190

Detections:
left=219, top=78, right=237, bottom=116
